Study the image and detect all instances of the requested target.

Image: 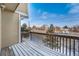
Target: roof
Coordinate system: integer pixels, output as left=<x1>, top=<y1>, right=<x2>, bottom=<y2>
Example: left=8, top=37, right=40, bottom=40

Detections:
left=0, top=3, right=19, bottom=12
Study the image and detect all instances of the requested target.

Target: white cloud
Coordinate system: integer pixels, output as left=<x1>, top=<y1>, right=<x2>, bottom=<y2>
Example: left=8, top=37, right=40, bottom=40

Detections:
left=40, top=11, right=65, bottom=20
left=68, top=3, right=79, bottom=14
left=33, top=6, right=79, bottom=27
left=41, top=12, right=48, bottom=19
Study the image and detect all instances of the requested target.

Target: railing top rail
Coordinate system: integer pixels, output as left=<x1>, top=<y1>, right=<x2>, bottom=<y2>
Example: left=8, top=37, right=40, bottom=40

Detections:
left=30, top=31, right=79, bottom=39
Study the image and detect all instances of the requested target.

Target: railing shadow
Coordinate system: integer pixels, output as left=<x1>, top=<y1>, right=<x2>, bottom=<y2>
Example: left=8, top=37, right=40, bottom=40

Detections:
left=29, top=32, right=79, bottom=56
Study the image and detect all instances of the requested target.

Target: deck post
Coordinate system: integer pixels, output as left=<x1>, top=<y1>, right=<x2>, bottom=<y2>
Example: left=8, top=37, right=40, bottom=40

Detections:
left=19, top=14, right=21, bottom=43
left=0, top=7, right=1, bottom=53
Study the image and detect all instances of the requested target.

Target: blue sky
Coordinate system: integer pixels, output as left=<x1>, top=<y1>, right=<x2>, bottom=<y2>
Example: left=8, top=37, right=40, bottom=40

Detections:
left=21, top=3, right=79, bottom=27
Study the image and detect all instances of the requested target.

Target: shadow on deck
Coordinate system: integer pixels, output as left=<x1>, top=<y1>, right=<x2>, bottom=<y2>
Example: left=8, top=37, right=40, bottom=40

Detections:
left=0, top=40, right=65, bottom=56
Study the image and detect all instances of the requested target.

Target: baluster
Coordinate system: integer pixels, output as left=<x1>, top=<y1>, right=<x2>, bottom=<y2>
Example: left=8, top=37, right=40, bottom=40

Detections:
left=57, top=37, right=58, bottom=51
left=69, top=38, right=71, bottom=56
left=78, top=39, right=79, bottom=56
left=30, top=32, right=32, bottom=40
left=73, top=39, right=75, bottom=56
left=47, top=35, right=50, bottom=47
left=21, top=33, right=22, bottom=42
left=62, top=37, right=64, bottom=53
left=50, top=35, right=52, bottom=48
left=56, top=36, right=57, bottom=51
left=60, top=37, right=61, bottom=52
left=55, top=36, right=56, bottom=50
left=66, top=38, right=68, bottom=56
left=52, top=35, right=54, bottom=49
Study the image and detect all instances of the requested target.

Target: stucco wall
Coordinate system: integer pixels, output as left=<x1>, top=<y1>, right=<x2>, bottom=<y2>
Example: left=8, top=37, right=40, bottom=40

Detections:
left=1, top=10, right=19, bottom=48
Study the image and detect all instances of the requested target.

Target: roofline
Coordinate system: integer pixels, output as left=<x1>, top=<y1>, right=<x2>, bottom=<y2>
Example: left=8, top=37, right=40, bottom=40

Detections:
left=13, top=3, right=19, bottom=12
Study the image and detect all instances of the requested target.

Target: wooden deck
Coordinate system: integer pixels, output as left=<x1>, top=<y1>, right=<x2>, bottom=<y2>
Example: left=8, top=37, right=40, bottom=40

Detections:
left=0, top=47, right=14, bottom=56
left=30, top=32, right=79, bottom=56
left=0, top=40, right=65, bottom=56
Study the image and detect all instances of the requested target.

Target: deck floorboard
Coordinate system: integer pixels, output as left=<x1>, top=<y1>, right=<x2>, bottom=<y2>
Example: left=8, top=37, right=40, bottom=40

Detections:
left=0, top=40, right=65, bottom=56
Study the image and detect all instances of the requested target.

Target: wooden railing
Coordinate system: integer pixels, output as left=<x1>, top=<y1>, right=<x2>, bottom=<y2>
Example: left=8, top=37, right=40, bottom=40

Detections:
left=30, top=32, right=79, bottom=56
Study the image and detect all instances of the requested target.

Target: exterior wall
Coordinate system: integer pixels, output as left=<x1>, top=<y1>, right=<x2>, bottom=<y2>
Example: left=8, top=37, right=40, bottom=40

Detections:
left=0, top=8, right=1, bottom=51
left=1, top=10, right=19, bottom=48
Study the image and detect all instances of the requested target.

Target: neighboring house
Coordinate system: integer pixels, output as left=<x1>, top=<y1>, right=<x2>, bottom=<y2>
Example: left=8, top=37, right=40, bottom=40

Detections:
left=54, top=27, right=61, bottom=33
left=54, top=27, right=70, bottom=34
left=31, top=25, right=49, bottom=33
left=0, top=3, right=28, bottom=51
left=61, top=28, right=70, bottom=33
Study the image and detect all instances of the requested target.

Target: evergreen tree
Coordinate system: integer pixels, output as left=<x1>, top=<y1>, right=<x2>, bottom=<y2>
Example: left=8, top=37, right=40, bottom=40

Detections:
left=21, top=23, right=27, bottom=32
left=48, top=24, right=54, bottom=33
